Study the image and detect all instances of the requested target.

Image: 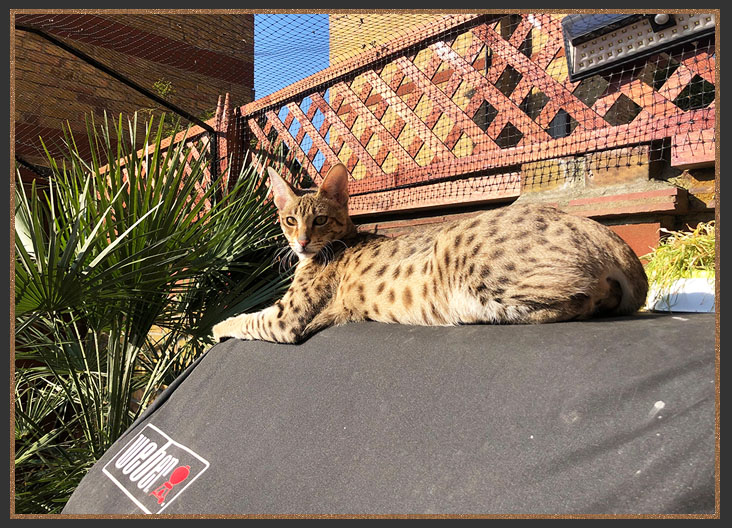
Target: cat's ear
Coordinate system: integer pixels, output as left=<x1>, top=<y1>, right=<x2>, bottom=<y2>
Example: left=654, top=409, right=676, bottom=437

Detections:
left=318, top=163, right=349, bottom=206
left=267, top=167, right=297, bottom=210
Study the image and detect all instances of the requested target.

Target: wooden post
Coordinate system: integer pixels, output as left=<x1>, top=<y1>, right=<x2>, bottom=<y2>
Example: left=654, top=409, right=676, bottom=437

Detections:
left=214, top=93, right=246, bottom=191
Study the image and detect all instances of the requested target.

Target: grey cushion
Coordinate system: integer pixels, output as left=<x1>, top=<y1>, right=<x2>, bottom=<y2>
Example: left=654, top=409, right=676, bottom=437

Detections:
left=63, top=313, right=716, bottom=515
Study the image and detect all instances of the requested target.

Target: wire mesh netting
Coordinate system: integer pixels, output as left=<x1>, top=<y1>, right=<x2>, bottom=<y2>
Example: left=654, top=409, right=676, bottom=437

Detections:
left=14, top=13, right=254, bottom=179
left=14, top=12, right=716, bottom=218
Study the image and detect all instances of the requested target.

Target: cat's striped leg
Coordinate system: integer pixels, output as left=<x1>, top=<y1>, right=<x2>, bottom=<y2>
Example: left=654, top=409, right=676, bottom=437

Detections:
left=212, top=294, right=327, bottom=345
left=211, top=307, right=282, bottom=342
left=212, top=259, right=340, bottom=344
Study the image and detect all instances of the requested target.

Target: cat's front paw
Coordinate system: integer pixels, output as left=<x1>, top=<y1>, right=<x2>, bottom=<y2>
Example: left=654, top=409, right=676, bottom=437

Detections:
left=211, top=322, right=230, bottom=342
left=211, top=316, right=251, bottom=342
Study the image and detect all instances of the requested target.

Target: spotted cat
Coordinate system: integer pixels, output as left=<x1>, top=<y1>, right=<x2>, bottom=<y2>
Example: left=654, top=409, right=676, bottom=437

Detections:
left=212, top=163, right=648, bottom=344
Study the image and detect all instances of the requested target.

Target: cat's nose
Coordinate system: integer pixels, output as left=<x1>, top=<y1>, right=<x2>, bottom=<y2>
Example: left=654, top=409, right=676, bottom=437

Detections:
left=298, top=238, right=310, bottom=248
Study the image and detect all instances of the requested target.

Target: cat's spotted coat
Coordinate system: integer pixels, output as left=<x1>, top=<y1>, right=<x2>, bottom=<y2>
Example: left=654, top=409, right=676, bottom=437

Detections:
left=212, top=164, right=648, bottom=344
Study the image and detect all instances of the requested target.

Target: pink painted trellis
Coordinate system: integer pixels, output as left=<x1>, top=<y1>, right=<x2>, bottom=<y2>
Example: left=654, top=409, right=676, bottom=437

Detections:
left=235, top=14, right=716, bottom=216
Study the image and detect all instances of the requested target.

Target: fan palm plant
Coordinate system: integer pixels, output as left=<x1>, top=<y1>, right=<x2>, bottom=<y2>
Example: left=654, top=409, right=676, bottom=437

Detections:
left=13, top=113, right=293, bottom=513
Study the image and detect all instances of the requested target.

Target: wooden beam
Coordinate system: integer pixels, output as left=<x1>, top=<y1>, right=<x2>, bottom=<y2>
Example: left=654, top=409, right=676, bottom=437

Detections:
left=430, top=41, right=551, bottom=142
left=247, top=117, right=295, bottom=181
left=671, top=129, right=715, bottom=169
left=619, top=79, right=686, bottom=121
left=265, top=110, right=321, bottom=182
left=527, top=14, right=565, bottom=69
left=294, top=100, right=318, bottom=145
left=247, top=117, right=273, bottom=151
left=682, top=49, right=715, bottom=85
left=566, top=187, right=688, bottom=218
left=349, top=171, right=521, bottom=217
left=657, top=64, right=696, bottom=103
left=344, top=106, right=713, bottom=195
left=285, top=101, right=339, bottom=180
left=395, top=56, right=493, bottom=151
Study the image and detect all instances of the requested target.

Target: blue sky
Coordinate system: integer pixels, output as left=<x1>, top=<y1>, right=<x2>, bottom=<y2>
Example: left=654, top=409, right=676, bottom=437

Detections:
left=254, top=14, right=330, bottom=99
left=254, top=14, right=331, bottom=170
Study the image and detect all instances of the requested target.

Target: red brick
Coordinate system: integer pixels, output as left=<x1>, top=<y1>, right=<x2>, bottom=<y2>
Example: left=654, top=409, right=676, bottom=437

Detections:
left=608, top=222, right=661, bottom=259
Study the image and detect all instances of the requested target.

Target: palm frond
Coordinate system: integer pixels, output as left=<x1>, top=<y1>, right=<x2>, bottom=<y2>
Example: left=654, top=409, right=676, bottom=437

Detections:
left=14, top=112, right=288, bottom=513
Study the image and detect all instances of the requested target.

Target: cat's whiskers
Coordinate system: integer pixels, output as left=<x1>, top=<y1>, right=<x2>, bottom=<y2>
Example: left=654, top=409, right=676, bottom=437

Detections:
left=329, top=239, right=349, bottom=252
left=316, top=244, right=334, bottom=265
left=273, top=244, right=297, bottom=274
left=317, top=239, right=349, bottom=266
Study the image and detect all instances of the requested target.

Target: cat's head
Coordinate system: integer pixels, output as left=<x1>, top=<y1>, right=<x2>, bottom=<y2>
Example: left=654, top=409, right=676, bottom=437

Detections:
left=267, top=163, right=356, bottom=261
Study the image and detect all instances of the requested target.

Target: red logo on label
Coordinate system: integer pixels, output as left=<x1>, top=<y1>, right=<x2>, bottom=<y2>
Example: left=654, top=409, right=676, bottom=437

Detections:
left=102, top=424, right=209, bottom=514
left=150, top=465, right=190, bottom=504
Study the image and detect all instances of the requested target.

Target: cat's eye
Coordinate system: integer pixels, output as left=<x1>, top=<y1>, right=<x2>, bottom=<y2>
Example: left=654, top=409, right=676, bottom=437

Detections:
left=284, top=216, right=297, bottom=226
left=314, top=215, right=328, bottom=226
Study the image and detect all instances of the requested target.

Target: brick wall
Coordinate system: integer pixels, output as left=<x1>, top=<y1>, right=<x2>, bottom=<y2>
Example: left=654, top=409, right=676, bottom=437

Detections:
left=329, top=13, right=445, bottom=66
left=14, top=13, right=254, bottom=173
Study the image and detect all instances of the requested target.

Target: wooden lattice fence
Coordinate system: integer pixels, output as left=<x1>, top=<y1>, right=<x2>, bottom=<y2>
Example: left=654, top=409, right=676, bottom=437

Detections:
left=161, top=13, right=717, bottom=220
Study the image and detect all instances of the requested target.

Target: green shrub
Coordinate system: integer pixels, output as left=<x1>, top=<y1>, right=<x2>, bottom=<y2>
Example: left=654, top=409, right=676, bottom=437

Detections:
left=13, top=113, right=290, bottom=513
left=643, top=221, right=716, bottom=288
left=642, top=221, right=716, bottom=310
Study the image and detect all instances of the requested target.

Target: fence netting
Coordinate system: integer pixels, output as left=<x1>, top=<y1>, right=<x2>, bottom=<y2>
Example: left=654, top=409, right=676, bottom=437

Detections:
left=14, top=12, right=716, bottom=217
left=14, top=13, right=254, bottom=178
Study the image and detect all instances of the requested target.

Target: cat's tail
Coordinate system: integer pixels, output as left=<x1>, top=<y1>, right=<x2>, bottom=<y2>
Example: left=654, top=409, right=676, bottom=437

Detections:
left=603, top=246, right=649, bottom=315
